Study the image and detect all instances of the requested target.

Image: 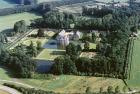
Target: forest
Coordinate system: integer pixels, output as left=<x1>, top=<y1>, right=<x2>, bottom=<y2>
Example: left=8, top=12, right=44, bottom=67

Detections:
left=30, top=7, right=140, bottom=79
left=0, top=3, right=140, bottom=80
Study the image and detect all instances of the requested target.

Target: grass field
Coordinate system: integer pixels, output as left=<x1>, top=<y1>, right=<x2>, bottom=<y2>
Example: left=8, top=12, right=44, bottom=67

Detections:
left=96, top=0, right=128, bottom=3
left=0, top=66, right=126, bottom=93
left=90, top=43, right=96, bottom=49
left=0, top=90, right=10, bottom=94
left=20, top=75, right=125, bottom=93
left=126, top=38, right=140, bottom=90
left=36, top=49, right=65, bottom=60
left=0, top=0, right=16, bottom=9
left=0, top=12, right=41, bottom=32
left=0, top=67, right=11, bottom=81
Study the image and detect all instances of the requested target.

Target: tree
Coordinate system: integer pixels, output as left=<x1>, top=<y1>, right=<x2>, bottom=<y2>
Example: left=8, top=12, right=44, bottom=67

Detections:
left=85, top=87, right=92, bottom=94
left=99, top=87, right=103, bottom=93
left=14, top=20, right=27, bottom=33
left=0, top=33, right=8, bottom=43
left=107, top=86, right=113, bottom=93
left=8, top=46, right=36, bottom=78
left=76, top=57, right=91, bottom=73
left=51, top=56, right=77, bottom=75
left=37, top=28, right=45, bottom=37
left=28, top=41, right=37, bottom=57
left=115, top=86, right=120, bottom=93
left=51, top=56, right=64, bottom=74
left=77, top=44, right=82, bottom=55
left=123, top=86, right=127, bottom=93
left=36, top=41, right=42, bottom=51
left=66, top=43, right=78, bottom=56
left=91, top=32, right=96, bottom=43
left=84, top=41, right=90, bottom=51
left=63, top=56, right=77, bottom=74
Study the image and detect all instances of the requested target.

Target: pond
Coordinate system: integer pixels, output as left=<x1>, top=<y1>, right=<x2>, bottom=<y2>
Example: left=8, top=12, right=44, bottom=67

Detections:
left=43, top=39, right=58, bottom=49
left=36, top=60, right=54, bottom=73
left=43, top=39, right=67, bottom=49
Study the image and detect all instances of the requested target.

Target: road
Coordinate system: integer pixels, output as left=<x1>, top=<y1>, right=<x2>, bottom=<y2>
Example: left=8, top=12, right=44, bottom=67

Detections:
left=6, top=29, right=36, bottom=49
left=0, top=79, right=33, bottom=88
left=0, top=85, right=21, bottom=94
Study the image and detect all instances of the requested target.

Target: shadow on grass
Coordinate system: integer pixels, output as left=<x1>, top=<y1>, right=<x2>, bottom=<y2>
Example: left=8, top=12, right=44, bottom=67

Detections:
left=0, top=65, right=15, bottom=78
left=51, top=51, right=65, bottom=55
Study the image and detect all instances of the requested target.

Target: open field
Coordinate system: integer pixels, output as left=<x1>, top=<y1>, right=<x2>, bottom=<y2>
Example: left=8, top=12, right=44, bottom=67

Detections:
left=0, top=90, right=10, bottom=94
left=96, top=0, right=128, bottom=3
left=57, top=0, right=129, bottom=14
left=56, top=1, right=95, bottom=14
left=0, top=59, right=126, bottom=93
left=0, top=67, right=11, bottom=81
left=90, top=43, right=96, bottom=49
left=126, top=38, right=140, bottom=90
left=20, top=75, right=125, bottom=93
left=0, top=12, right=41, bottom=32
left=81, top=0, right=129, bottom=3
left=0, top=0, right=16, bottom=9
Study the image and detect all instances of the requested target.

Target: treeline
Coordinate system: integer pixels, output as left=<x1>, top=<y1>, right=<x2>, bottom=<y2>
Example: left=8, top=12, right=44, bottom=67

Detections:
left=31, top=8, right=139, bottom=31
left=0, top=33, right=8, bottom=43
left=50, top=8, right=140, bottom=79
left=82, top=6, right=113, bottom=17
left=0, top=43, right=36, bottom=78
left=31, top=9, right=139, bottom=31
left=31, top=11, right=76, bottom=28
left=51, top=55, right=124, bottom=78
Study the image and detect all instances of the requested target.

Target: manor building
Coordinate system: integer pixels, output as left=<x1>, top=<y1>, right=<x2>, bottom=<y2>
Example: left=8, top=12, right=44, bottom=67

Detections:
left=57, top=30, right=70, bottom=47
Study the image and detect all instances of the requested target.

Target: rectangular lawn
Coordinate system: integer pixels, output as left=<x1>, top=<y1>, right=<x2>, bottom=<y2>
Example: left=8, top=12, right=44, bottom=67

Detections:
left=36, top=49, right=65, bottom=61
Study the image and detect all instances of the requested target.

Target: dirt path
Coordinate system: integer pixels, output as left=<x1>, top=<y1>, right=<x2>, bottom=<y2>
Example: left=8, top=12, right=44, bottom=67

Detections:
left=0, top=79, right=33, bottom=88
left=0, top=85, right=21, bottom=94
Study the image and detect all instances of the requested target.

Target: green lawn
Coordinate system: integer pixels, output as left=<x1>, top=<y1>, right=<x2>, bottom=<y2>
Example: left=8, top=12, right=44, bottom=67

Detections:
left=0, top=0, right=15, bottom=9
left=0, top=90, right=10, bottom=94
left=126, top=38, right=140, bottom=89
left=36, top=49, right=65, bottom=60
left=20, top=75, right=125, bottom=93
left=21, top=30, right=55, bottom=46
left=0, top=67, right=11, bottom=81
left=0, top=12, right=41, bottom=32
left=90, top=43, right=96, bottom=49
